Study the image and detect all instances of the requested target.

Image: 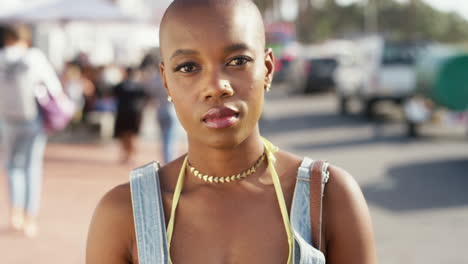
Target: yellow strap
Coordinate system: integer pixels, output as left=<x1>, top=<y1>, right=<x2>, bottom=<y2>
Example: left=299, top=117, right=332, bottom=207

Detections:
left=166, top=155, right=188, bottom=263
left=262, top=137, right=294, bottom=264
left=166, top=138, right=293, bottom=264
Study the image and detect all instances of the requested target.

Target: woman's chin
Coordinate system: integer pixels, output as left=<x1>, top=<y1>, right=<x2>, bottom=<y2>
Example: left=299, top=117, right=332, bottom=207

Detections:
left=192, top=127, right=260, bottom=151
left=203, top=134, right=243, bottom=150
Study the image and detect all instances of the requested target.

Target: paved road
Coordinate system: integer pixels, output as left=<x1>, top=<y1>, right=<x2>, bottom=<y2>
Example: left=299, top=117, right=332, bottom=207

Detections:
left=0, top=141, right=164, bottom=264
left=1, top=91, right=467, bottom=263
left=262, top=91, right=468, bottom=264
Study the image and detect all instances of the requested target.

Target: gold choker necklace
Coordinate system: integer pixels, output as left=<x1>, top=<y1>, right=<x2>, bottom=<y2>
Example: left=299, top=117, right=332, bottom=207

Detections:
left=187, top=152, right=266, bottom=183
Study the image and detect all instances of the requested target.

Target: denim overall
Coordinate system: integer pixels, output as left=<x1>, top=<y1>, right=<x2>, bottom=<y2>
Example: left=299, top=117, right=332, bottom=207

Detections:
left=130, top=158, right=328, bottom=264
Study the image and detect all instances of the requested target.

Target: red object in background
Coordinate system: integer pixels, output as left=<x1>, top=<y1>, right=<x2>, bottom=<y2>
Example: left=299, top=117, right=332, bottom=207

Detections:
left=274, top=53, right=297, bottom=73
left=275, top=60, right=283, bottom=72
left=282, top=53, right=296, bottom=62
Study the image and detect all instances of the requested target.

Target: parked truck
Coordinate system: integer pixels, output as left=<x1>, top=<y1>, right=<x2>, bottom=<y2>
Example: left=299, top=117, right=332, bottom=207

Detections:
left=335, top=36, right=422, bottom=117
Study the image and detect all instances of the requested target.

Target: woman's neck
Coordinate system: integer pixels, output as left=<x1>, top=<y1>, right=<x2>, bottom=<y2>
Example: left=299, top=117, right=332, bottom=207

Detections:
left=186, top=132, right=265, bottom=181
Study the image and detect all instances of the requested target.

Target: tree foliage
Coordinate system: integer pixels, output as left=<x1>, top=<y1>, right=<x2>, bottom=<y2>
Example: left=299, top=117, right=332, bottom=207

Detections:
left=292, top=0, right=468, bottom=43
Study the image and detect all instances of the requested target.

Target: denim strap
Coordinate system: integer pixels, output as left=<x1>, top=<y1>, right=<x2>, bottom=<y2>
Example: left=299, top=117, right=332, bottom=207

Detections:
left=130, top=162, right=169, bottom=264
left=291, top=157, right=314, bottom=245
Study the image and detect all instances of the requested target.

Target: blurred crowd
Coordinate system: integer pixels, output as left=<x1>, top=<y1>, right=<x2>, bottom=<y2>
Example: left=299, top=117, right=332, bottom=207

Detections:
left=61, top=49, right=183, bottom=163
left=0, top=23, right=183, bottom=237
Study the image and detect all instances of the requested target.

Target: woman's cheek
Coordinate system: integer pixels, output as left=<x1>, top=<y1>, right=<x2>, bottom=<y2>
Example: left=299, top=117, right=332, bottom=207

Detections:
left=173, top=103, right=191, bottom=132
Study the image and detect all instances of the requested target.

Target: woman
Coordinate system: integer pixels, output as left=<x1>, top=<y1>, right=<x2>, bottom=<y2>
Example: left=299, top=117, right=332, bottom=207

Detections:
left=86, top=0, right=377, bottom=263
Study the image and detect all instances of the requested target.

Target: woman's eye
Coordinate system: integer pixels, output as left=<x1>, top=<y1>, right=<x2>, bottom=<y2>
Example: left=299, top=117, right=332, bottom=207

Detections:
left=175, top=63, right=199, bottom=73
left=227, top=56, right=252, bottom=66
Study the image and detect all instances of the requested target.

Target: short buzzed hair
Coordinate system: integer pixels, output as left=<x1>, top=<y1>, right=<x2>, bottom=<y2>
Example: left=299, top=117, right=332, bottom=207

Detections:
left=158, top=0, right=265, bottom=61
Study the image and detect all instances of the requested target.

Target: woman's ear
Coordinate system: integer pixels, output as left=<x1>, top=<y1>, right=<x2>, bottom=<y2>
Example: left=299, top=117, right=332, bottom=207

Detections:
left=264, top=48, right=275, bottom=88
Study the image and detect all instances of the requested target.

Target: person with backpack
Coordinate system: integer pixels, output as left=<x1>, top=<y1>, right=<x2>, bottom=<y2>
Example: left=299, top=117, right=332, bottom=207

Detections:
left=0, top=24, right=64, bottom=237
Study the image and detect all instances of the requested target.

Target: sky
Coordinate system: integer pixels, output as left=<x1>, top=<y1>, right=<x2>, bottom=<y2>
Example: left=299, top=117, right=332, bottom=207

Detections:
left=2, top=0, right=468, bottom=22
left=420, top=0, right=468, bottom=20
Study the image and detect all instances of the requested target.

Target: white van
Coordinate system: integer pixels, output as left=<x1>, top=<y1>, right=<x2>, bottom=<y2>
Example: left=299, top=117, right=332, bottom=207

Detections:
left=335, top=36, right=420, bottom=117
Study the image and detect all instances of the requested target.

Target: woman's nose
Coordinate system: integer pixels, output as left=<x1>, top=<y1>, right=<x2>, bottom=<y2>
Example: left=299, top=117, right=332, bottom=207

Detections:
left=202, top=78, right=234, bottom=101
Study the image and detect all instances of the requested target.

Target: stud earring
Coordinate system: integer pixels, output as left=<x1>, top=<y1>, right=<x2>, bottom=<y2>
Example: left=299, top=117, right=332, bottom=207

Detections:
left=167, top=96, right=173, bottom=102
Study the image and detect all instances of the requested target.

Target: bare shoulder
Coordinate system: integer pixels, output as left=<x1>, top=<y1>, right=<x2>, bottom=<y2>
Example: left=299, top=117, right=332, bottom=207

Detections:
left=86, top=183, right=134, bottom=264
left=99, top=183, right=133, bottom=211
left=92, top=183, right=133, bottom=224
left=323, top=164, right=378, bottom=264
left=325, top=165, right=363, bottom=203
left=323, top=165, right=370, bottom=234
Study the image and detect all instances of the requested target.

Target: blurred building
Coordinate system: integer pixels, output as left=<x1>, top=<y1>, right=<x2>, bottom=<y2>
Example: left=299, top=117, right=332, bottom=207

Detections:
left=0, top=0, right=170, bottom=70
left=112, top=0, right=172, bottom=24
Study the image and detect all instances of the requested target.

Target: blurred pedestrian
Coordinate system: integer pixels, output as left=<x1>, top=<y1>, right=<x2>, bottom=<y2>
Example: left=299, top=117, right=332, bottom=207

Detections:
left=140, top=52, right=183, bottom=164
left=86, top=1, right=377, bottom=263
left=0, top=24, right=64, bottom=237
left=61, top=62, right=95, bottom=123
left=112, top=67, right=148, bottom=164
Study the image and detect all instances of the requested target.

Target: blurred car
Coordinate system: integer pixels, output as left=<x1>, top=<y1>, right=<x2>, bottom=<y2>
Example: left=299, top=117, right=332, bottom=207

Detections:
left=335, top=36, right=422, bottom=117
left=302, top=57, right=338, bottom=93
left=274, top=53, right=295, bottom=83
left=332, top=40, right=368, bottom=114
left=284, top=42, right=341, bottom=94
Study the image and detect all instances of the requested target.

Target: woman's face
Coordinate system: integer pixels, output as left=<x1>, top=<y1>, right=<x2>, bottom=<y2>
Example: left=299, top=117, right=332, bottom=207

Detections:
left=159, top=3, right=274, bottom=149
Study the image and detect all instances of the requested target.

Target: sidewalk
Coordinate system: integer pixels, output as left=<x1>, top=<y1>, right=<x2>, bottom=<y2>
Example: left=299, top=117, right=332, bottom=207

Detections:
left=0, top=139, right=163, bottom=264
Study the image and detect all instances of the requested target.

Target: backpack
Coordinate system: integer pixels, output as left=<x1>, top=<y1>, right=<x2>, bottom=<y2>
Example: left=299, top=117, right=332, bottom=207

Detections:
left=0, top=49, right=38, bottom=121
left=0, top=47, right=75, bottom=133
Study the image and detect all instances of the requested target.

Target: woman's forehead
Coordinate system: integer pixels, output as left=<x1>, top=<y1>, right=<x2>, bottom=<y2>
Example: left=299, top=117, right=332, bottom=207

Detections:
left=159, top=2, right=265, bottom=60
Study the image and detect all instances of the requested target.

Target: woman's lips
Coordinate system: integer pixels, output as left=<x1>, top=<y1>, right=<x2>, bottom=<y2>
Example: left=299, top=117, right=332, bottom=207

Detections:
left=202, top=106, right=240, bottom=129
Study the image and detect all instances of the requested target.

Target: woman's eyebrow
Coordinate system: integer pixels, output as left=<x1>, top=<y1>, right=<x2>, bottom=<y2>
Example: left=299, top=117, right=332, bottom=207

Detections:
left=224, top=43, right=252, bottom=53
left=169, top=43, right=251, bottom=60
left=170, top=49, right=199, bottom=60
